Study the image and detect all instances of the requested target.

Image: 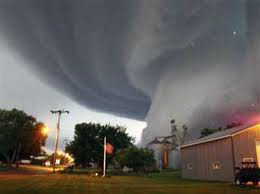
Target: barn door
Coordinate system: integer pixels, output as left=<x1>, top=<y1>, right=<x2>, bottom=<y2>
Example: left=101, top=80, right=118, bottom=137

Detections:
left=256, top=140, right=260, bottom=167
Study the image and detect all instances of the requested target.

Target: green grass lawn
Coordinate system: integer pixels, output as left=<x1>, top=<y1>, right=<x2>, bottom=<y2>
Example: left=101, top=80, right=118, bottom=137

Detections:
left=0, top=171, right=259, bottom=194
left=0, top=167, right=9, bottom=172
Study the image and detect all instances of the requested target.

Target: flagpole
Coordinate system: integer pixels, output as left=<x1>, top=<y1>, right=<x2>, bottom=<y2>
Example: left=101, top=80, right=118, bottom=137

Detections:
left=103, top=136, right=106, bottom=177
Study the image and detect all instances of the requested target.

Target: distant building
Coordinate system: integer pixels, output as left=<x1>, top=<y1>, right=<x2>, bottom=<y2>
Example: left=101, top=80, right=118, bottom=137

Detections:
left=180, top=123, right=260, bottom=182
left=146, top=122, right=190, bottom=170
left=147, top=135, right=181, bottom=169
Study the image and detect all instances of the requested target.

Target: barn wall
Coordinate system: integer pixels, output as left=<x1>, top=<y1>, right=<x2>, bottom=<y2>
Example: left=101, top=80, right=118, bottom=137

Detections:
left=181, top=138, right=234, bottom=181
left=233, top=124, right=260, bottom=167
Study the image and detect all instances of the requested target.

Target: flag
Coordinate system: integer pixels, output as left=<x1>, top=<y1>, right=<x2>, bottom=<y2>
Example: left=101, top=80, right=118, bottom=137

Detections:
left=105, top=143, right=113, bottom=154
left=103, top=137, right=113, bottom=176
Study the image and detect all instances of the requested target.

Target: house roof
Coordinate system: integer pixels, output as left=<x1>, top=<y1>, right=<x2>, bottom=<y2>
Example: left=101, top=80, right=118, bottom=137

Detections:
left=180, top=122, right=260, bottom=148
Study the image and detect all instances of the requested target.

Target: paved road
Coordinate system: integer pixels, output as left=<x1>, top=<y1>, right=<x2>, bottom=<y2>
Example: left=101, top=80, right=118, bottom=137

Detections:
left=0, top=165, right=62, bottom=175
left=18, top=165, right=53, bottom=174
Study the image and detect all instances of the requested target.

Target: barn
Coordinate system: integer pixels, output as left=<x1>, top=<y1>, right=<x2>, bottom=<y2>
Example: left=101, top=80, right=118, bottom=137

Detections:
left=180, top=123, right=260, bottom=182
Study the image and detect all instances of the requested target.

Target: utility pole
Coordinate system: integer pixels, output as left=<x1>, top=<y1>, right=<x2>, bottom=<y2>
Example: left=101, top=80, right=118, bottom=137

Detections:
left=103, top=137, right=106, bottom=177
left=51, top=110, right=69, bottom=172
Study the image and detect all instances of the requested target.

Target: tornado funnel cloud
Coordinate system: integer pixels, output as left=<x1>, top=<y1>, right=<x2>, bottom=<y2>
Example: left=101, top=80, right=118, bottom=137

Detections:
left=0, top=0, right=259, bottom=144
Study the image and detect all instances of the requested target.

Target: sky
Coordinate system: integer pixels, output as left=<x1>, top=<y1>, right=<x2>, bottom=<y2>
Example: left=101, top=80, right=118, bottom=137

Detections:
left=0, top=47, right=146, bottom=151
left=0, top=0, right=260, bottom=147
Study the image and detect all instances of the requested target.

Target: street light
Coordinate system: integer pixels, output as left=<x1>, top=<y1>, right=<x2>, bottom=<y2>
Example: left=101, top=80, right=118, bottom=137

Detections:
left=39, top=125, right=49, bottom=155
left=41, top=126, right=50, bottom=136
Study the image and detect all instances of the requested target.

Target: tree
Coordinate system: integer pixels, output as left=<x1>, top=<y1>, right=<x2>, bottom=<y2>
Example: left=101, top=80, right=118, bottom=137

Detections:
left=18, top=122, right=48, bottom=160
left=0, top=109, right=47, bottom=167
left=200, top=128, right=222, bottom=138
left=115, top=147, right=155, bottom=174
left=65, top=123, right=134, bottom=168
left=225, top=122, right=242, bottom=129
left=200, top=122, right=243, bottom=138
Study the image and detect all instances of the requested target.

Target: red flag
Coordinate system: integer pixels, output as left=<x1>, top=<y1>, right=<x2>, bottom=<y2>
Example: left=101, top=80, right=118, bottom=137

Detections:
left=106, top=143, right=113, bottom=154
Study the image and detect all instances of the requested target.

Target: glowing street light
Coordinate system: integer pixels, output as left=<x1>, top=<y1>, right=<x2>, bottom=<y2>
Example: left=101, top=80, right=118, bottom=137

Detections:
left=41, top=126, right=50, bottom=136
left=38, top=125, right=49, bottom=156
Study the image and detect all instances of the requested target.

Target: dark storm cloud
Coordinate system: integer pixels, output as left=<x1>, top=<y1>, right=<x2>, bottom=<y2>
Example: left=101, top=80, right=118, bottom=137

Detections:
left=0, top=0, right=151, bottom=119
left=0, top=0, right=260, bottom=142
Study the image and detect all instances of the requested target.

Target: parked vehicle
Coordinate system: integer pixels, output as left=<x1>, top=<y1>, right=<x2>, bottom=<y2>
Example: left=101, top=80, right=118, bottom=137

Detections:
left=235, top=162, right=260, bottom=186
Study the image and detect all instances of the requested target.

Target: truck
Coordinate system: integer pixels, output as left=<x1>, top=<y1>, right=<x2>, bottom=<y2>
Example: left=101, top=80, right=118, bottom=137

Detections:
left=235, top=162, right=260, bottom=186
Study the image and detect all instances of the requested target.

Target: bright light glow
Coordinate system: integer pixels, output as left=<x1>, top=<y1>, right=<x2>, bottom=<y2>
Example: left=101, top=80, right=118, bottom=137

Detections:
left=57, top=151, right=64, bottom=155
left=45, top=161, right=51, bottom=167
left=55, top=159, right=60, bottom=165
left=42, top=126, right=49, bottom=135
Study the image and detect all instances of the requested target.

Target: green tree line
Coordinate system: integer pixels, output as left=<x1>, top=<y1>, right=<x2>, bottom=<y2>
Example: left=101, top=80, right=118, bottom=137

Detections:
left=65, top=123, right=155, bottom=172
left=0, top=109, right=48, bottom=167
